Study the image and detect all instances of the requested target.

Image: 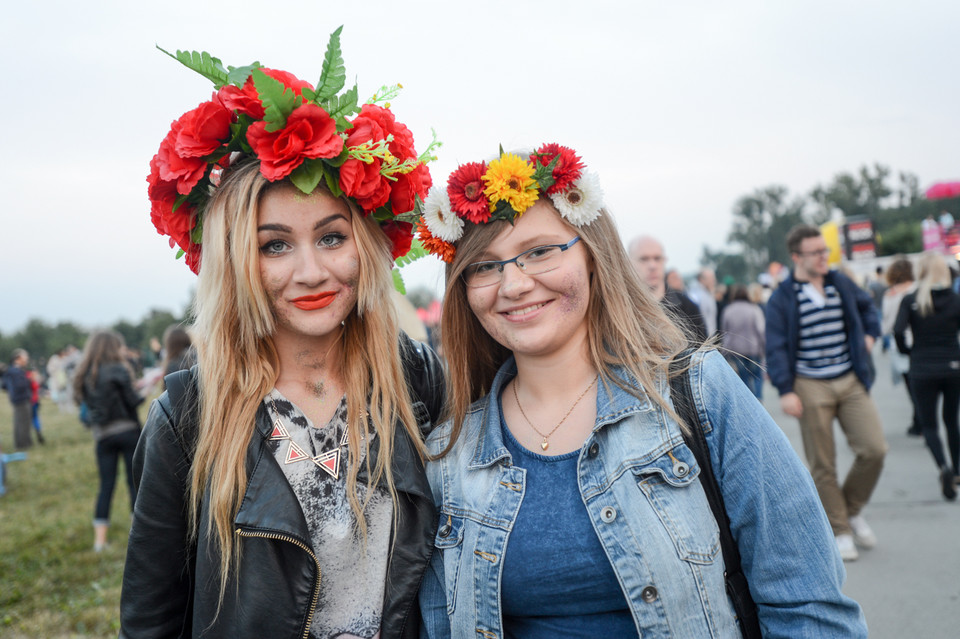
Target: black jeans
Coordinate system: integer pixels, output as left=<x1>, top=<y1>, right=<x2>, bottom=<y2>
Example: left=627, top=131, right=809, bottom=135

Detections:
left=94, top=428, right=141, bottom=523
left=911, top=375, right=960, bottom=473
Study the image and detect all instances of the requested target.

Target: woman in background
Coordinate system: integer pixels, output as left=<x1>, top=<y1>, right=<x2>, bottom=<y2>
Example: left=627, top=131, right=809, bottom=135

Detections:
left=73, top=330, right=143, bottom=551
left=881, top=258, right=919, bottom=436
left=720, top=284, right=766, bottom=400
left=894, top=251, right=960, bottom=500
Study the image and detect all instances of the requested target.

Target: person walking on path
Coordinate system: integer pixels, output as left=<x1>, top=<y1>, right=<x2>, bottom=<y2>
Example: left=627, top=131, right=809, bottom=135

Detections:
left=2, top=350, right=34, bottom=450
left=893, top=252, right=960, bottom=500
left=721, top=284, right=766, bottom=400
left=881, top=257, right=921, bottom=437
left=765, top=224, right=887, bottom=562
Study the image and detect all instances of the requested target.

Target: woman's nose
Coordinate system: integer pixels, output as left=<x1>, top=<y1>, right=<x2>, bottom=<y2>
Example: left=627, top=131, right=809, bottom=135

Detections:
left=498, top=262, right=534, bottom=297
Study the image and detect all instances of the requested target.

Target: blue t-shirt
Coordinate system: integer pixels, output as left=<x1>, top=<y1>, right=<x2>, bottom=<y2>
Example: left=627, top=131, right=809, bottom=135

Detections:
left=498, top=390, right=638, bottom=638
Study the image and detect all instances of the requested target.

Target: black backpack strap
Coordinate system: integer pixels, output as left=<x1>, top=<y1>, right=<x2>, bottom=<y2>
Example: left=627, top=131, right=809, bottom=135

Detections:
left=669, top=353, right=762, bottom=639
left=163, top=367, right=200, bottom=463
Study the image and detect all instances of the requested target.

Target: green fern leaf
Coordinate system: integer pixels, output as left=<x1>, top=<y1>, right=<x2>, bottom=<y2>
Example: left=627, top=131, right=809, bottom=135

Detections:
left=252, top=69, right=299, bottom=132
left=315, top=26, right=346, bottom=101
left=158, top=46, right=230, bottom=87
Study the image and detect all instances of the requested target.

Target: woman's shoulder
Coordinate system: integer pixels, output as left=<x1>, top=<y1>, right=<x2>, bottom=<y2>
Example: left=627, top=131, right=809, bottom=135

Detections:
left=425, top=395, right=486, bottom=457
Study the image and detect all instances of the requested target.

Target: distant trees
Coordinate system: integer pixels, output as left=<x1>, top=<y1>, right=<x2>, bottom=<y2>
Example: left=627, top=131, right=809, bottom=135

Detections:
left=0, top=308, right=187, bottom=365
left=702, top=164, right=950, bottom=283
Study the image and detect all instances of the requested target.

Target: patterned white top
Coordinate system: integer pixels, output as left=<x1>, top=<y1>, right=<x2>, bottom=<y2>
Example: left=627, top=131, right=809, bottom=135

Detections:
left=794, top=282, right=853, bottom=379
left=264, top=389, right=391, bottom=639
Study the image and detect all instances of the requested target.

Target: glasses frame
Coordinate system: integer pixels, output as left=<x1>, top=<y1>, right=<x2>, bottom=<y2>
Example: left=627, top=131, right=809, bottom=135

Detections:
left=462, top=236, right=582, bottom=288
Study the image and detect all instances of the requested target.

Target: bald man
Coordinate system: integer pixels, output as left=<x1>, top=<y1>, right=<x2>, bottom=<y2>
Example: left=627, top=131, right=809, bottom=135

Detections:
left=628, top=236, right=706, bottom=343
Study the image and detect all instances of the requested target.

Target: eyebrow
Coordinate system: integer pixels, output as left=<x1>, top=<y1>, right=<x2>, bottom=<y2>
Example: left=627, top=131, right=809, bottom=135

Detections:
left=257, top=213, right=348, bottom=233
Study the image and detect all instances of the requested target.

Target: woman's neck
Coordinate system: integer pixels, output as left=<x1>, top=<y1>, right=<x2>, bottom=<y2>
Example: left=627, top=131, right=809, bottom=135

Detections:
left=273, top=331, right=344, bottom=388
left=512, top=338, right=597, bottom=402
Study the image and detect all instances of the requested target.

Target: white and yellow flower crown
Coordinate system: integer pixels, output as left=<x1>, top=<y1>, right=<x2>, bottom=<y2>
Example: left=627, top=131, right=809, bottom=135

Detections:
left=412, top=144, right=604, bottom=262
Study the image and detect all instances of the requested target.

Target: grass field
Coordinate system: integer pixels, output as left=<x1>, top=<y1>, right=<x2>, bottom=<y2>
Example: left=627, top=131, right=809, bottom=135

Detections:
left=0, top=396, right=150, bottom=637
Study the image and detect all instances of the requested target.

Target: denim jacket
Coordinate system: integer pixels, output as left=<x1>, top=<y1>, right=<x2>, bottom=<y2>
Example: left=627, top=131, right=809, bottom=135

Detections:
left=419, top=350, right=866, bottom=638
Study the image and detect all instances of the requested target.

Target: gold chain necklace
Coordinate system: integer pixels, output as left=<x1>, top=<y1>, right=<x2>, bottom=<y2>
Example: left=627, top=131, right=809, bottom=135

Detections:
left=512, top=374, right=598, bottom=451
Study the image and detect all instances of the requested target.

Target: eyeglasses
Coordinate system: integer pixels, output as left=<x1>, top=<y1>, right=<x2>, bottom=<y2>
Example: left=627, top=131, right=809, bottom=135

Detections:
left=462, top=236, right=582, bottom=288
left=798, top=248, right=831, bottom=257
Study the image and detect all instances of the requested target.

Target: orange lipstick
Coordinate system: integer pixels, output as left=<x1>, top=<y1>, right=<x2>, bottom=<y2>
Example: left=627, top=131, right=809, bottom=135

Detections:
left=292, top=292, right=337, bottom=310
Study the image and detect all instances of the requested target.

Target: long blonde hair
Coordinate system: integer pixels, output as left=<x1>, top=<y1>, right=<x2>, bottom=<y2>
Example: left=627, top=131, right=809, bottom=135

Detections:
left=188, top=160, right=421, bottom=604
left=915, top=251, right=954, bottom=316
left=439, top=201, right=689, bottom=454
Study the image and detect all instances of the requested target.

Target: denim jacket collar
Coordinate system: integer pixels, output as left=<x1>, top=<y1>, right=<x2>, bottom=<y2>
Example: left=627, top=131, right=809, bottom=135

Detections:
left=468, top=357, right=656, bottom=470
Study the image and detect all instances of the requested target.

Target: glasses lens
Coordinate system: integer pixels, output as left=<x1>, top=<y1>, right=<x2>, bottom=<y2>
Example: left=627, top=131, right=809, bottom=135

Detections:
left=519, top=245, right=562, bottom=275
left=463, top=261, right=501, bottom=288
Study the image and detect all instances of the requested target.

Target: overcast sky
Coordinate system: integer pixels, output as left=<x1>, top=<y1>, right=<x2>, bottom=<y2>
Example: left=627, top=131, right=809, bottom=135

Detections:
left=1, top=0, right=957, bottom=333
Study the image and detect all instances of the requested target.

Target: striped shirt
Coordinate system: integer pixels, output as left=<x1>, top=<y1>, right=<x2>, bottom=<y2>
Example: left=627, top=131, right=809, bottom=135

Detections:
left=795, top=281, right=853, bottom=379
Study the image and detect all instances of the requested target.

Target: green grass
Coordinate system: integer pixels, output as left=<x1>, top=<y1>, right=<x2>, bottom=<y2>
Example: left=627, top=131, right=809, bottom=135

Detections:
left=0, top=396, right=151, bottom=637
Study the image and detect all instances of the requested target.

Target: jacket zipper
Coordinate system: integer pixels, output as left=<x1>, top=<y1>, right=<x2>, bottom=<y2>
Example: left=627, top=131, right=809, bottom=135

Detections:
left=235, top=527, right=321, bottom=639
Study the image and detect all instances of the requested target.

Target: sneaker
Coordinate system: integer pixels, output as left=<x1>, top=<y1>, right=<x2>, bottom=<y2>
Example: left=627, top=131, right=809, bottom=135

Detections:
left=848, top=515, right=877, bottom=549
left=835, top=534, right=859, bottom=561
left=906, top=424, right=923, bottom=437
left=940, top=468, right=957, bottom=501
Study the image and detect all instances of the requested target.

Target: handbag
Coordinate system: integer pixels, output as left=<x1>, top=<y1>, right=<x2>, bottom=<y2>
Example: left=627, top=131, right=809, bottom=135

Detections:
left=669, top=354, right=763, bottom=639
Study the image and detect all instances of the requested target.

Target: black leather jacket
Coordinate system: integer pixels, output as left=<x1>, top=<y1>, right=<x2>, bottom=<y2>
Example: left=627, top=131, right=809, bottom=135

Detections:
left=120, top=335, right=445, bottom=638
left=84, top=363, right=143, bottom=426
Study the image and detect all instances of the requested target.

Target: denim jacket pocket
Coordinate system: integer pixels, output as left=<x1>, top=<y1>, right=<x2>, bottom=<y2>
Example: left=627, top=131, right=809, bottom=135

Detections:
left=434, top=512, right=465, bottom=615
left=633, top=444, right=721, bottom=565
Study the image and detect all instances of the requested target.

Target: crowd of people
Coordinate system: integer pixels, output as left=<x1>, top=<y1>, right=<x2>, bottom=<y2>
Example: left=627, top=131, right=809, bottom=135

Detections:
left=3, top=30, right=958, bottom=637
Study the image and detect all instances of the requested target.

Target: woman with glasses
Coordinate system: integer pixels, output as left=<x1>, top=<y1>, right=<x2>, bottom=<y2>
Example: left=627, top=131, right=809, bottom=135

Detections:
left=415, top=145, right=866, bottom=637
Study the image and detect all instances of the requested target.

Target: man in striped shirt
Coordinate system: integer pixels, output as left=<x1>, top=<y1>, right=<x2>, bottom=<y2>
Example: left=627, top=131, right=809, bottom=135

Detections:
left=765, top=225, right=887, bottom=562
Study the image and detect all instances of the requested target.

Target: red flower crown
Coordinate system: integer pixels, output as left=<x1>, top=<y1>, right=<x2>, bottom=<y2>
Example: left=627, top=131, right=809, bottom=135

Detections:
left=148, top=27, right=440, bottom=275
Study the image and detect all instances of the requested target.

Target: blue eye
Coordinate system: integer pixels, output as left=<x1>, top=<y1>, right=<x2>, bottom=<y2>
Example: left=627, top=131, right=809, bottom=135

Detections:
left=319, top=233, right=347, bottom=248
left=260, top=240, right=289, bottom=256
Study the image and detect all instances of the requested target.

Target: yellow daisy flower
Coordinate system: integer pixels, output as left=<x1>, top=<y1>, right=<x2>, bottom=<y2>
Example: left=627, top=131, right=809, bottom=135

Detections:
left=482, top=153, right=539, bottom=215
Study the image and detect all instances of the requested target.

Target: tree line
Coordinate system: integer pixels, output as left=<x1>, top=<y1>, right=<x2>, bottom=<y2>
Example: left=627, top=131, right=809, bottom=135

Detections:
left=702, top=164, right=958, bottom=283
left=0, top=308, right=188, bottom=366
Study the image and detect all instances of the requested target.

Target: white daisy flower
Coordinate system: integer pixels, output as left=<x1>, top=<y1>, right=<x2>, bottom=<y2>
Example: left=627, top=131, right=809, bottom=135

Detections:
left=422, top=185, right=464, bottom=242
left=550, top=171, right=604, bottom=226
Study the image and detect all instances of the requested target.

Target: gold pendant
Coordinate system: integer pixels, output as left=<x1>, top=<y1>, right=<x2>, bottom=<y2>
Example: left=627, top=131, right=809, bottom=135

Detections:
left=541, top=439, right=549, bottom=451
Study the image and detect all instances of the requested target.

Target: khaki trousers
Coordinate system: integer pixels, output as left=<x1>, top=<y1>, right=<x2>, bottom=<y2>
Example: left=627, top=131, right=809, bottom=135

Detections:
left=794, top=373, right=888, bottom=536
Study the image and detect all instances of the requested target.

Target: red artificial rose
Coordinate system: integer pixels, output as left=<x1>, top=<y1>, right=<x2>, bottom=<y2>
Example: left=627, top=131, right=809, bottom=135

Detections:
left=447, top=162, right=490, bottom=223
left=148, top=156, right=196, bottom=256
left=218, top=68, right=313, bottom=119
left=174, top=97, right=232, bottom=158
left=389, top=163, right=432, bottom=216
left=338, top=158, right=391, bottom=212
left=155, top=123, right=208, bottom=195
left=346, top=104, right=415, bottom=159
left=381, top=220, right=414, bottom=260
left=184, top=244, right=201, bottom=274
left=246, top=103, right=343, bottom=181
left=531, top=143, right=584, bottom=195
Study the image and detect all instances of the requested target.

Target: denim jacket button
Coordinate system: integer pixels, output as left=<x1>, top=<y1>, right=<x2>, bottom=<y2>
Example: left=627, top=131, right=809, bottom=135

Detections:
left=438, top=523, right=452, bottom=538
left=588, top=442, right=599, bottom=457
left=641, top=585, right=659, bottom=603
left=600, top=506, right=617, bottom=523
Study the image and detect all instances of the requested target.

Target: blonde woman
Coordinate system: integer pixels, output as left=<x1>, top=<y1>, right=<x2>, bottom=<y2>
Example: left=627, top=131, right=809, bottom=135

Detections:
left=414, top=145, right=866, bottom=637
left=894, top=252, right=960, bottom=500
left=120, top=37, right=444, bottom=638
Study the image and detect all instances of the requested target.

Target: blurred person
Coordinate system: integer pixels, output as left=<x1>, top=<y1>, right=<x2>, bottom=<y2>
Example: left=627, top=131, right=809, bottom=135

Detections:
left=160, top=325, right=193, bottom=378
left=922, top=214, right=945, bottom=253
left=25, top=367, right=45, bottom=444
left=688, top=267, right=719, bottom=337
left=417, top=145, right=866, bottom=637
left=720, top=285, right=766, bottom=400
left=766, top=225, right=886, bottom=562
left=894, top=252, right=960, bottom=500
left=120, top=40, right=445, bottom=638
left=664, top=268, right=685, bottom=292
left=628, top=235, right=707, bottom=342
left=747, top=281, right=767, bottom=311
left=2, top=349, right=34, bottom=449
left=881, top=258, right=920, bottom=436
left=73, top=331, right=145, bottom=551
